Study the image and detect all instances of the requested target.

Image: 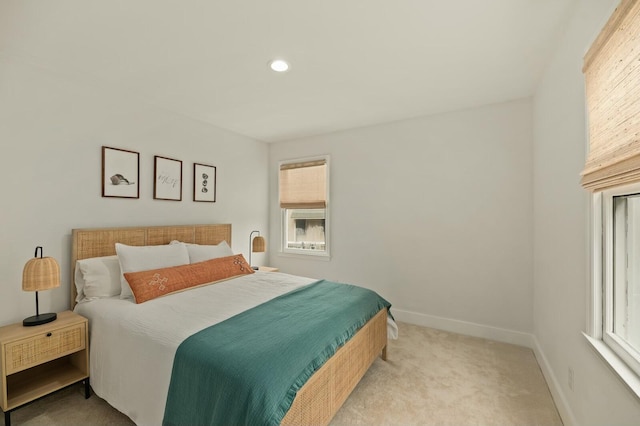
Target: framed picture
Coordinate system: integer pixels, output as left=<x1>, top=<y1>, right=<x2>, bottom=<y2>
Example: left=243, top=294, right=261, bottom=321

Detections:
left=102, top=146, right=140, bottom=199
left=154, top=156, right=182, bottom=201
left=194, top=163, right=216, bottom=202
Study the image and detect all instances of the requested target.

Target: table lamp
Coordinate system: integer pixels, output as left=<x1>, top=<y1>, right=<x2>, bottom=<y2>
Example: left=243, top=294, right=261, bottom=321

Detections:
left=22, top=246, right=60, bottom=326
left=249, top=230, right=266, bottom=270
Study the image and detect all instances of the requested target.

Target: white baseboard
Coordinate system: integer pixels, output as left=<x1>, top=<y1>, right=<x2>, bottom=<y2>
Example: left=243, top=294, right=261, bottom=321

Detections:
left=392, top=308, right=535, bottom=348
left=532, top=336, right=577, bottom=426
left=392, top=308, right=576, bottom=426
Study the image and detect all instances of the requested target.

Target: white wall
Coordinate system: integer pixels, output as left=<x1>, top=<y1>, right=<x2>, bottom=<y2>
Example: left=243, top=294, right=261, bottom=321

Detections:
left=533, top=0, right=640, bottom=424
left=0, top=55, right=268, bottom=326
left=269, top=99, right=534, bottom=339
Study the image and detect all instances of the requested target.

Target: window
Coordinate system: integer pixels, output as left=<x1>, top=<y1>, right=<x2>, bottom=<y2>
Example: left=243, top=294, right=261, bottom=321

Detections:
left=600, top=184, right=640, bottom=377
left=279, top=157, right=329, bottom=256
left=582, top=0, right=640, bottom=396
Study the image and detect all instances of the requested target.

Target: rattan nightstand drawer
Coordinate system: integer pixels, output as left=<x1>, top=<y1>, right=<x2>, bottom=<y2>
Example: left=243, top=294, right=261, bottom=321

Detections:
left=5, top=323, right=86, bottom=375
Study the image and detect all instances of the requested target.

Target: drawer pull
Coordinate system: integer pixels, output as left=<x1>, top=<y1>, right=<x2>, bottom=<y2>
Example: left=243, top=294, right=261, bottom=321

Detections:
left=46, top=332, right=52, bottom=337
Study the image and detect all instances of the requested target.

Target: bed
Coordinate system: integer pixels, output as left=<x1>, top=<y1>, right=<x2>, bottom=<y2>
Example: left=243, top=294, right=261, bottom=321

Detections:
left=70, top=224, right=393, bottom=425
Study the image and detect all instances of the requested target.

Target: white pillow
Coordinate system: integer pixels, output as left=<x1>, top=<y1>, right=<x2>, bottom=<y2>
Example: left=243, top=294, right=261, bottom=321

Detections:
left=74, top=265, right=86, bottom=303
left=74, top=255, right=121, bottom=303
left=115, top=243, right=190, bottom=299
left=170, top=240, right=234, bottom=263
left=189, top=241, right=233, bottom=263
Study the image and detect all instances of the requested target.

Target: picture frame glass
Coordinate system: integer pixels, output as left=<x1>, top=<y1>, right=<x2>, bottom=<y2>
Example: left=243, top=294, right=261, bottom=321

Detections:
left=194, top=163, right=216, bottom=202
left=154, top=156, right=182, bottom=201
left=102, top=147, right=139, bottom=199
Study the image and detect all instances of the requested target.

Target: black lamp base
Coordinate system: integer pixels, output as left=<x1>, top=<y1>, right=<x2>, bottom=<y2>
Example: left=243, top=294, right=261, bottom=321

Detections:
left=23, top=312, right=57, bottom=327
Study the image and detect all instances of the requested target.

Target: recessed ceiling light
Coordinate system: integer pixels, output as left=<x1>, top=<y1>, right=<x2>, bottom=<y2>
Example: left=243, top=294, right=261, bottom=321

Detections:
left=269, top=59, right=290, bottom=73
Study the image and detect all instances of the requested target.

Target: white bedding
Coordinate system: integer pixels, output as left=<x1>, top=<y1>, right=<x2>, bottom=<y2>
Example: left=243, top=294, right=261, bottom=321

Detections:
left=75, top=272, right=397, bottom=425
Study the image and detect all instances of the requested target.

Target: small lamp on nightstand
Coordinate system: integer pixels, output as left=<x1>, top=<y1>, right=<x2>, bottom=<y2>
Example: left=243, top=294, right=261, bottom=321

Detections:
left=22, top=246, right=60, bottom=327
left=249, top=230, right=266, bottom=270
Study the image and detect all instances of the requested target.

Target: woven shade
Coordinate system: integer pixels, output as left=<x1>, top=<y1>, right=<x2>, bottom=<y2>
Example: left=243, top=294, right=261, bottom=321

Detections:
left=280, top=160, right=327, bottom=209
left=581, top=0, right=640, bottom=191
left=23, top=256, right=60, bottom=292
left=252, top=236, right=266, bottom=253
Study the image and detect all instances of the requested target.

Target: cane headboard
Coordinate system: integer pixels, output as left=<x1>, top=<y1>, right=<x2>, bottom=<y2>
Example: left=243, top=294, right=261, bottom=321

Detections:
left=71, top=224, right=232, bottom=307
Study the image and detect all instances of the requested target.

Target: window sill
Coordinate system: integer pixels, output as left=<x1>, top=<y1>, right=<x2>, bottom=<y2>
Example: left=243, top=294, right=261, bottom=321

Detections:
left=277, top=251, right=331, bottom=262
left=583, top=332, right=640, bottom=401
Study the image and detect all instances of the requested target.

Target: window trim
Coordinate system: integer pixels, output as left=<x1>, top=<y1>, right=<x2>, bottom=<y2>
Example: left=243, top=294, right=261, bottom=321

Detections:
left=587, top=184, right=640, bottom=400
left=278, top=155, right=330, bottom=259
left=602, top=186, right=640, bottom=376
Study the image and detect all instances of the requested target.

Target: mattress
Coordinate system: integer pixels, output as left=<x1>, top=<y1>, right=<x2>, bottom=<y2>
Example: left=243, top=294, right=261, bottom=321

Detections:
left=75, top=271, right=397, bottom=425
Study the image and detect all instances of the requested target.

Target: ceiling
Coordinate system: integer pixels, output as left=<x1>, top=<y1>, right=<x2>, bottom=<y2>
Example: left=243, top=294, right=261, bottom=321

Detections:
left=1, top=0, right=578, bottom=143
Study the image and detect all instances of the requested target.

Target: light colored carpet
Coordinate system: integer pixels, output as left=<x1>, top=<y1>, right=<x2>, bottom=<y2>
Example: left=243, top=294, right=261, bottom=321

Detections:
left=3, top=322, right=561, bottom=426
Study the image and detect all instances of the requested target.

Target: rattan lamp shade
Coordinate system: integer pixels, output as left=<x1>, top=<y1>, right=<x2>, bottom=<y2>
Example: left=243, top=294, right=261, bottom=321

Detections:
left=22, top=256, right=60, bottom=292
left=22, top=247, right=60, bottom=327
left=252, top=236, right=266, bottom=253
left=581, top=0, right=640, bottom=191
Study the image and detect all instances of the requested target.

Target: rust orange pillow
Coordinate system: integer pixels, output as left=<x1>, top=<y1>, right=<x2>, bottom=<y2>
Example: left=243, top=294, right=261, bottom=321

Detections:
left=124, top=254, right=254, bottom=303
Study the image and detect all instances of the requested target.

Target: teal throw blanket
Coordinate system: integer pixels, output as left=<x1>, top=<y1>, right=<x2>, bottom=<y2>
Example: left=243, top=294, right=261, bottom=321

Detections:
left=162, top=280, right=391, bottom=426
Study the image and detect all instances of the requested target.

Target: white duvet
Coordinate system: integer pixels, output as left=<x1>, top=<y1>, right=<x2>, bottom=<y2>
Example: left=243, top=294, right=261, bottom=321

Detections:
left=75, top=272, right=397, bottom=426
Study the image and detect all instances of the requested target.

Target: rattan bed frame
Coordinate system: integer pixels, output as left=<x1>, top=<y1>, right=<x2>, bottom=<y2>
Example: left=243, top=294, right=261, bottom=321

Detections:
left=70, top=223, right=387, bottom=425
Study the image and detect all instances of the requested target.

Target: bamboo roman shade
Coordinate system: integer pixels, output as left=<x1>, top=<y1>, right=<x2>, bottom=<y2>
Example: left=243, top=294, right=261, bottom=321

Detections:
left=581, top=0, right=640, bottom=191
left=279, top=160, right=327, bottom=209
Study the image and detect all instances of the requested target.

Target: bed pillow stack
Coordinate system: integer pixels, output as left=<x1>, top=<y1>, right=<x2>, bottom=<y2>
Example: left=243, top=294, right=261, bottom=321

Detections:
left=74, top=240, right=236, bottom=303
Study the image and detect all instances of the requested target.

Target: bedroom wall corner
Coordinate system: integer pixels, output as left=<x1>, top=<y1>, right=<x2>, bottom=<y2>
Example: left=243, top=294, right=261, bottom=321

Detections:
left=0, top=54, right=269, bottom=326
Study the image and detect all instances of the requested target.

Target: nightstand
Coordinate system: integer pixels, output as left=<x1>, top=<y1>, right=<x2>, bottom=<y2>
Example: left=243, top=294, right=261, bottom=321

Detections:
left=258, top=266, right=279, bottom=272
left=0, top=311, right=90, bottom=426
